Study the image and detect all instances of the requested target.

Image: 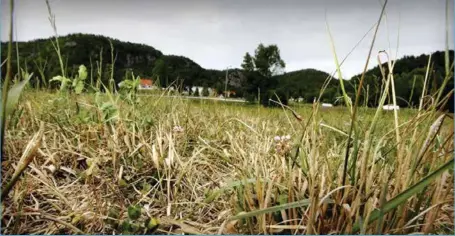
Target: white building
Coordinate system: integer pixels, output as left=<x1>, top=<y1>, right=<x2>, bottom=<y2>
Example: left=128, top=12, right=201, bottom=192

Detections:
left=383, top=104, right=400, bottom=111
left=322, top=103, right=333, bottom=108
left=190, top=86, right=215, bottom=96
left=191, top=86, right=204, bottom=94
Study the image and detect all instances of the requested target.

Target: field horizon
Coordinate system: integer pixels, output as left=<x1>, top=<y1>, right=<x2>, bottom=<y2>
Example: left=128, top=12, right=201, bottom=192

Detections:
left=1, top=0, right=454, bottom=235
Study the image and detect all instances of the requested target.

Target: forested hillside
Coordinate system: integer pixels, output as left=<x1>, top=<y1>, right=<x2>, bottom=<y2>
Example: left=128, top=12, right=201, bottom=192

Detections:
left=274, top=69, right=338, bottom=103
left=1, top=33, right=211, bottom=90
left=1, top=33, right=453, bottom=111
left=348, top=50, right=454, bottom=111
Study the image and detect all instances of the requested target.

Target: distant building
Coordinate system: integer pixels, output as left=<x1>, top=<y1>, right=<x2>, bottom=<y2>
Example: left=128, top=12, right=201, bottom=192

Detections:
left=191, top=86, right=204, bottom=94
left=224, top=90, right=236, bottom=98
left=138, top=79, right=154, bottom=90
left=289, top=97, right=304, bottom=103
left=322, top=103, right=333, bottom=108
left=189, top=86, right=216, bottom=96
left=383, top=104, right=400, bottom=111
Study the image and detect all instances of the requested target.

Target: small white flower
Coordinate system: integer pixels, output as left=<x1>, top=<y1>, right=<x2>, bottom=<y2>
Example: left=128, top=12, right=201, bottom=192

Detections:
left=173, top=125, right=184, bottom=133
left=144, top=204, right=150, bottom=212
left=164, top=157, right=172, bottom=167
left=45, top=164, right=56, bottom=174
left=285, top=135, right=291, bottom=140
left=274, top=136, right=281, bottom=142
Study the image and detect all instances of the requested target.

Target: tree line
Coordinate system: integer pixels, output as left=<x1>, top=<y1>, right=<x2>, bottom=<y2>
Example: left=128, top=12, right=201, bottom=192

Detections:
left=1, top=33, right=453, bottom=111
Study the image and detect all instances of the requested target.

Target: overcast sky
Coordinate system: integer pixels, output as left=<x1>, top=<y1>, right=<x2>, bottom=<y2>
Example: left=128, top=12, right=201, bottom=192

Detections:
left=1, top=0, right=453, bottom=78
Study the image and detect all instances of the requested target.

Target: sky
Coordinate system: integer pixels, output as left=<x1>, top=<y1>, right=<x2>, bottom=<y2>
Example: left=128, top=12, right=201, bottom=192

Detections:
left=1, top=0, right=454, bottom=78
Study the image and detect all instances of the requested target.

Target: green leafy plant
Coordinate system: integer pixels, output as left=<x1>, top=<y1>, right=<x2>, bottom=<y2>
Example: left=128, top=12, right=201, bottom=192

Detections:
left=118, top=72, right=141, bottom=104
left=50, top=64, right=88, bottom=93
left=99, top=101, right=118, bottom=124
left=72, top=65, right=88, bottom=94
left=127, top=205, right=141, bottom=220
left=115, top=204, right=159, bottom=234
left=50, top=75, right=72, bottom=91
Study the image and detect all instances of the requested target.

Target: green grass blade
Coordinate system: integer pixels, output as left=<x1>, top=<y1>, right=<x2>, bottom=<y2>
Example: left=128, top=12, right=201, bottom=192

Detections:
left=340, top=0, right=388, bottom=188
left=444, top=0, right=450, bottom=77
left=325, top=15, right=350, bottom=111
left=204, top=178, right=263, bottom=203
left=352, top=158, right=454, bottom=233
left=229, top=198, right=334, bottom=221
left=320, top=123, right=348, bottom=137
left=229, top=199, right=310, bottom=221
left=375, top=174, right=390, bottom=234
left=5, top=73, right=33, bottom=119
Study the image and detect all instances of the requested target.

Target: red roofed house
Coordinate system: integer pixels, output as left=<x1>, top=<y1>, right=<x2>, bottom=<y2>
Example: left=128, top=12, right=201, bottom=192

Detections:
left=139, top=78, right=154, bottom=90
left=224, top=90, right=236, bottom=98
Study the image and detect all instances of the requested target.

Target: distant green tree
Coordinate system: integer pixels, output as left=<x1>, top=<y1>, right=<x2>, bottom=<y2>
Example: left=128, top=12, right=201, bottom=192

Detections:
left=253, top=44, right=285, bottom=77
left=214, top=82, right=224, bottom=94
left=240, top=43, right=287, bottom=106
left=194, top=87, right=200, bottom=96
left=241, top=44, right=286, bottom=78
left=241, top=52, right=255, bottom=72
left=202, top=83, right=209, bottom=96
left=152, top=58, right=168, bottom=87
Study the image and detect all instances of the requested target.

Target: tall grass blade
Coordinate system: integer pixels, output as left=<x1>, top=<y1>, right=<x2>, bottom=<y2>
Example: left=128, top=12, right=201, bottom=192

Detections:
left=352, top=158, right=454, bottom=233
left=1, top=0, right=15, bottom=158
left=229, top=198, right=334, bottom=221
left=205, top=178, right=264, bottom=203
left=5, top=73, right=33, bottom=119
left=341, top=0, right=388, bottom=187
left=1, top=121, right=45, bottom=200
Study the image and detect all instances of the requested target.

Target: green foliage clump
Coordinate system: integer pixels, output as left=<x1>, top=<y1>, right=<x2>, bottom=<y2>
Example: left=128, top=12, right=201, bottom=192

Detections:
left=194, top=88, right=200, bottom=97
left=104, top=204, right=159, bottom=234
left=49, top=64, right=88, bottom=94
left=202, top=83, right=210, bottom=97
left=240, top=43, right=288, bottom=106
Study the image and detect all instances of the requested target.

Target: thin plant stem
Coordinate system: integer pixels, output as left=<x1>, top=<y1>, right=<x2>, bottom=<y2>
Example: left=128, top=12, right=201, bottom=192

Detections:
left=341, top=0, right=388, bottom=188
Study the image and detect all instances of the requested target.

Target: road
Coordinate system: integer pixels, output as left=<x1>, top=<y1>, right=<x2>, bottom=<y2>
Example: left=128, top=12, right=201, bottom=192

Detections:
left=139, top=94, right=246, bottom=103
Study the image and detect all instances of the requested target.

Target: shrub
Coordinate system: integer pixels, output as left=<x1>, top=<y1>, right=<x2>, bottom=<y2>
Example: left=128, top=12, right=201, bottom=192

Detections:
left=260, top=89, right=288, bottom=107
